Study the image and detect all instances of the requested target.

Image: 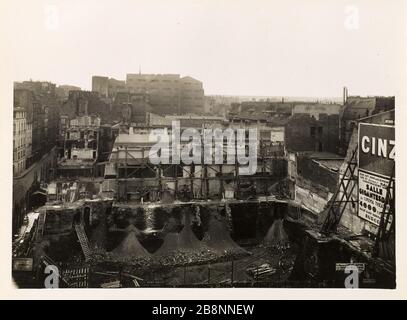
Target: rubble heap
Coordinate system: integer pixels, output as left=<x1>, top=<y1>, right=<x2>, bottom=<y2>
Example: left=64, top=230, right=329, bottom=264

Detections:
left=154, top=211, right=216, bottom=266
left=111, top=225, right=151, bottom=258
left=155, top=211, right=203, bottom=254
left=263, top=219, right=290, bottom=250
left=203, top=216, right=248, bottom=256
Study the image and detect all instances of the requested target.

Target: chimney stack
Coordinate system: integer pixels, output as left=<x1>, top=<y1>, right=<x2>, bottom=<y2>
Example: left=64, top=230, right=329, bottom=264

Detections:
left=343, top=87, right=348, bottom=105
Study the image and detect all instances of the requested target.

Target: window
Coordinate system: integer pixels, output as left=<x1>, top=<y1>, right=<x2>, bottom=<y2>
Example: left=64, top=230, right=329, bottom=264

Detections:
left=318, top=126, right=323, bottom=135
left=310, top=127, right=315, bottom=137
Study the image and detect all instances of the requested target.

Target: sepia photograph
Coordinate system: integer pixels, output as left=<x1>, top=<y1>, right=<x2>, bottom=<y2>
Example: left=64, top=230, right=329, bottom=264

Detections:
left=1, top=0, right=406, bottom=301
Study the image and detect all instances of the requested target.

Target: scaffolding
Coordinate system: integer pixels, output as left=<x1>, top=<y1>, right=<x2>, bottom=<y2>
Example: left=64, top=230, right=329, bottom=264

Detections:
left=320, top=147, right=358, bottom=234
left=108, top=138, right=287, bottom=202
left=320, top=146, right=395, bottom=265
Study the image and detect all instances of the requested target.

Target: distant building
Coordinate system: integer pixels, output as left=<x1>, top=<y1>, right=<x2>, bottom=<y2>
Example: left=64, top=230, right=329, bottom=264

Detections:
left=227, top=100, right=341, bottom=155
left=91, top=73, right=205, bottom=115
left=58, top=115, right=69, bottom=157
left=14, top=81, right=61, bottom=166
left=14, top=89, right=45, bottom=166
left=126, top=73, right=204, bottom=114
left=164, top=114, right=226, bottom=129
left=14, top=80, right=56, bottom=96
left=91, top=76, right=109, bottom=98
left=56, top=85, right=81, bottom=99
left=62, top=90, right=111, bottom=123
left=92, top=76, right=128, bottom=98
left=285, top=113, right=339, bottom=154
left=340, top=95, right=395, bottom=155
left=58, top=115, right=101, bottom=177
left=292, top=102, right=342, bottom=119
left=179, top=76, right=205, bottom=114
left=108, top=78, right=127, bottom=98
left=110, top=92, right=150, bottom=124
left=13, top=108, right=28, bottom=176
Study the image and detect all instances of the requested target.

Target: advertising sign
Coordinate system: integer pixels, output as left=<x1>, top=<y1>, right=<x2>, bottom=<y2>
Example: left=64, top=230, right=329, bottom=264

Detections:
left=358, top=123, right=395, bottom=227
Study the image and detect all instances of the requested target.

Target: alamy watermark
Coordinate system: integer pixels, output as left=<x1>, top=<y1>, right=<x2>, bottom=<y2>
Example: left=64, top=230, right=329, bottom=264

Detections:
left=44, top=264, right=59, bottom=288
left=148, top=121, right=258, bottom=175
left=344, top=265, right=359, bottom=288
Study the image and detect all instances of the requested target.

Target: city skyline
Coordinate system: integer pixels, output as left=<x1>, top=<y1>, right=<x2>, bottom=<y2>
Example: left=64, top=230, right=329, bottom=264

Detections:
left=11, top=73, right=393, bottom=101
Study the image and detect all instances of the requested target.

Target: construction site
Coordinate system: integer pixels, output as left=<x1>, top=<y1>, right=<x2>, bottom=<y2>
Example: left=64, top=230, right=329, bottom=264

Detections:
left=12, top=85, right=396, bottom=289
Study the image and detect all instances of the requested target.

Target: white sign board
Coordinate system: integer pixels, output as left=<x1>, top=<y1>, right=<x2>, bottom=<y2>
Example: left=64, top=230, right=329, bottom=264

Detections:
left=358, top=170, right=391, bottom=226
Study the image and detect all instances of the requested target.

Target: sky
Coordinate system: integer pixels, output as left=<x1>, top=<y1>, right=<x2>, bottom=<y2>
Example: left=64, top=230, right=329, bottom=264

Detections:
left=1, top=0, right=406, bottom=97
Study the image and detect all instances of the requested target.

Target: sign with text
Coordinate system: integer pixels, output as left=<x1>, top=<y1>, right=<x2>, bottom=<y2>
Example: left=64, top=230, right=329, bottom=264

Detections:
left=358, top=123, right=395, bottom=177
left=358, top=123, right=394, bottom=226
left=358, top=170, right=392, bottom=226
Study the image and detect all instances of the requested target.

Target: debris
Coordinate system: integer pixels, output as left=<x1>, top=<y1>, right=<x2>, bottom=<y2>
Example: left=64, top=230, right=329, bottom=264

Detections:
left=246, top=263, right=276, bottom=279
left=111, top=225, right=151, bottom=258
left=264, top=219, right=290, bottom=250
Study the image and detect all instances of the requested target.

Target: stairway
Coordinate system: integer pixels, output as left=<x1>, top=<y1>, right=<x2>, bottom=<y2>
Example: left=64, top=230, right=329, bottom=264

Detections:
left=74, top=223, right=91, bottom=261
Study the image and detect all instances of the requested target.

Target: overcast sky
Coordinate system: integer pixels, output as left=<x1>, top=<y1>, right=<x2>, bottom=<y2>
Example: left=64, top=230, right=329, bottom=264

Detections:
left=2, top=0, right=406, bottom=97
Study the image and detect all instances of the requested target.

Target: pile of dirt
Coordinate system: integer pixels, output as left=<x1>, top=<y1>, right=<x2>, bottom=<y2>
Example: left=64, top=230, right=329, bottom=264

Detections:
left=110, top=225, right=151, bottom=258
left=203, top=217, right=247, bottom=256
left=155, top=211, right=203, bottom=256
left=153, top=211, right=222, bottom=266
left=154, top=233, right=181, bottom=256
left=263, top=219, right=290, bottom=249
left=178, top=210, right=203, bottom=249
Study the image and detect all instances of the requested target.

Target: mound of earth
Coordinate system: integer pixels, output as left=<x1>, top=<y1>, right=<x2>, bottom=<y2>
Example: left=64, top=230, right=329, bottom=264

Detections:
left=111, top=225, right=151, bottom=258
left=203, top=217, right=247, bottom=255
left=155, top=211, right=203, bottom=256
left=263, top=219, right=290, bottom=248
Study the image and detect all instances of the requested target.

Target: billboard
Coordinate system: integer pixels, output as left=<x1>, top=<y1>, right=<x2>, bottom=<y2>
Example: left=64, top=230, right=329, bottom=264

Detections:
left=358, top=123, right=395, bottom=227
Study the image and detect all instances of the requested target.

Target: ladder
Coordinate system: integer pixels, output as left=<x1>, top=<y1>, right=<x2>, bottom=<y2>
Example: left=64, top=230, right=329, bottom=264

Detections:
left=36, top=212, right=47, bottom=241
left=74, top=223, right=91, bottom=261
